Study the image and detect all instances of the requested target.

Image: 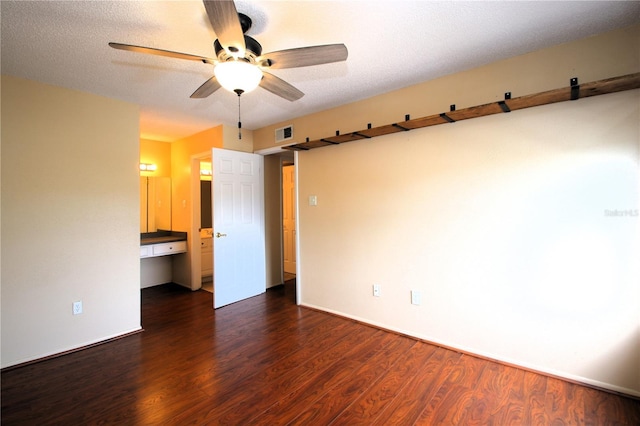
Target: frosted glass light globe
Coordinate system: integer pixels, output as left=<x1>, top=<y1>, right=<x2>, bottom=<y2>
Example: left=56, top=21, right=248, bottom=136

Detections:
left=214, top=61, right=263, bottom=94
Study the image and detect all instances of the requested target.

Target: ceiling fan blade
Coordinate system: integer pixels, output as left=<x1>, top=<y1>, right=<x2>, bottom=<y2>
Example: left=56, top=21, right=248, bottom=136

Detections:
left=109, top=42, right=216, bottom=64
left=203, top=0, right=246, bottom=56
left=258, top=44, right=348, bottom=69
left=260, top=72, right=304, bottom=102
left=190, top=76, right=222, bottom=98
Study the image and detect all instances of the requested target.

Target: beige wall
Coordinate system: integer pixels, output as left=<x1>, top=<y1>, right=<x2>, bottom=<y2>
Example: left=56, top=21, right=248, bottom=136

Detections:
left=223, top=124, right=254, bottom=154
left=256, top=24, right=640, bottom=396
left=1, top=75, right=141, bottom=367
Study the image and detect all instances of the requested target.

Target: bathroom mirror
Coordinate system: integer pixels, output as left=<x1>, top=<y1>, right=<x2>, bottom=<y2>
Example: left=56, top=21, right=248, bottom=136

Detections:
left=140, top=176, right=171, bottom=233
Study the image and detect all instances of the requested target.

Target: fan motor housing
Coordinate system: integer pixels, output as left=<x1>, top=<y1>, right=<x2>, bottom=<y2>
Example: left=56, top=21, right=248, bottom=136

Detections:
left=214, top=36, right=262, bottom=62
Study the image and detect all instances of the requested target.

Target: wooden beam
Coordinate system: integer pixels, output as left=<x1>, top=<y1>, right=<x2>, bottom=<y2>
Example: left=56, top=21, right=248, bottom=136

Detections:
left=282, top=73, right=640, bottom=151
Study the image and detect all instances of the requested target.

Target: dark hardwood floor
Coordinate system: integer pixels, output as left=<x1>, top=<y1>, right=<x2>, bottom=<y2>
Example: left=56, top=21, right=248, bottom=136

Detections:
left=2, top=281, right=639, bottom=425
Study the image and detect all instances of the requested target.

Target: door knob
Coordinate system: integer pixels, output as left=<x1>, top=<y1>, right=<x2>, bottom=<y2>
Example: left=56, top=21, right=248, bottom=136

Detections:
left=215, top=232, right=227, bottom=238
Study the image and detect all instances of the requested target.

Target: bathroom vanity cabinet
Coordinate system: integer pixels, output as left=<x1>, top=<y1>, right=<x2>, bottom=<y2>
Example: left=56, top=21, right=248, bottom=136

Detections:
left=140, top=231, right=187, bottom=288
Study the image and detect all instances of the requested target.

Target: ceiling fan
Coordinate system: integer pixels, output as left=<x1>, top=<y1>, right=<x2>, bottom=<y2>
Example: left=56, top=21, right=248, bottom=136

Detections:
left=109, top=0, right=348, bottom=102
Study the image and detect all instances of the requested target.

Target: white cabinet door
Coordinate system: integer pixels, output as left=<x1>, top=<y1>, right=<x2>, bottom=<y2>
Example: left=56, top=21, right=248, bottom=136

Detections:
left=201, top=238, right=213, bottom=276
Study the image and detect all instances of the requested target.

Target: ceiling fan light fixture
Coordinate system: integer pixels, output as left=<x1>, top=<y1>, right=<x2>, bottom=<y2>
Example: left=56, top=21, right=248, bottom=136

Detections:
left=214, top=60, right=263, bottom=94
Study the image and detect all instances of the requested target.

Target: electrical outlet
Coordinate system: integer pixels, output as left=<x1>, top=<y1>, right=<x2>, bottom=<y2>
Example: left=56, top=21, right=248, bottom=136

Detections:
left=73, top=301, right=83, bottom=315
left=373, top=284, right=381, bottom=297
left=411, top=291, right=421, bottom=306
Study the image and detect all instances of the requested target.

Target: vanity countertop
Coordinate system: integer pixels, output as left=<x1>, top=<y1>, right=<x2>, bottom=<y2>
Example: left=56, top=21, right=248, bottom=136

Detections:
left=141, top=230, right=187, bottom=246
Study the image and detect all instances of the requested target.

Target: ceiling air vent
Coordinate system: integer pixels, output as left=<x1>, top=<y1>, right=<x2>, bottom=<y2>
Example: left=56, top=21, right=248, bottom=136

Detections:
left=275, top=125, right=293, bottom=143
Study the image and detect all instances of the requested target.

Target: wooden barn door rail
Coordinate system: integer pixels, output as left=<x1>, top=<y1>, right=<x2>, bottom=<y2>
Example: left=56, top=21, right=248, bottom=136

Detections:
left=284, top=72, right=640, bottom=151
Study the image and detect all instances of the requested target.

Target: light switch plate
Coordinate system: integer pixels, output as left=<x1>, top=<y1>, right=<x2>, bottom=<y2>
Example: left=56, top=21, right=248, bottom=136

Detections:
left=309, top=195, right=318, bottom=206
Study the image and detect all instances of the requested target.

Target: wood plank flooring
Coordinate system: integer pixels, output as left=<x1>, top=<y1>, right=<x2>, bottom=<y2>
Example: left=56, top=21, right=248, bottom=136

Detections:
left=2, top=282, right=639, bottom=425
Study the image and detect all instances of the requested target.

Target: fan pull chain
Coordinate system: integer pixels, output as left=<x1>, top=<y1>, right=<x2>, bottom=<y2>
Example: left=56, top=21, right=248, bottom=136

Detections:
left=235, top=89, right=243, bottom=140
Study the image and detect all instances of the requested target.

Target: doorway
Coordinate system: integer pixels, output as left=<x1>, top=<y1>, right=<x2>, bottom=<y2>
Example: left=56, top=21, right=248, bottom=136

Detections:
left=200, top=159, right=213, bottom=293
left=189, top=153, right=212, bottom=292
left=282, top=162, right=296, bottom=282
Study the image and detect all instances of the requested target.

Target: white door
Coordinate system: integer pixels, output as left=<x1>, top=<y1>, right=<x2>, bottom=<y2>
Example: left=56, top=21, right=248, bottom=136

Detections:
left=212, top=148, right=266, bottom=308
left=282, top=165, right=297, bottom=274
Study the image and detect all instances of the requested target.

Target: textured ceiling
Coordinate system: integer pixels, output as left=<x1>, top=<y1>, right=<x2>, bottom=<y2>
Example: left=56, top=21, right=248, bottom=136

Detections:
left=2, top=1, right=639, bottom=142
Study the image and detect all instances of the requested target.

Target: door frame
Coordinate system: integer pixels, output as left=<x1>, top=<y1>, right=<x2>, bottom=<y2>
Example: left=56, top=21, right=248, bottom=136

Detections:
left=278, top=151, right=301, bottom=305
left=281, top=160, right=296, bottom=274
left=281, top=151, right=301, bottom=305
left=189, top=151, right=211, bottom=291
left=256, top=147, right=301, bottom=305
left=293, top=151, right=300, bottom=305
